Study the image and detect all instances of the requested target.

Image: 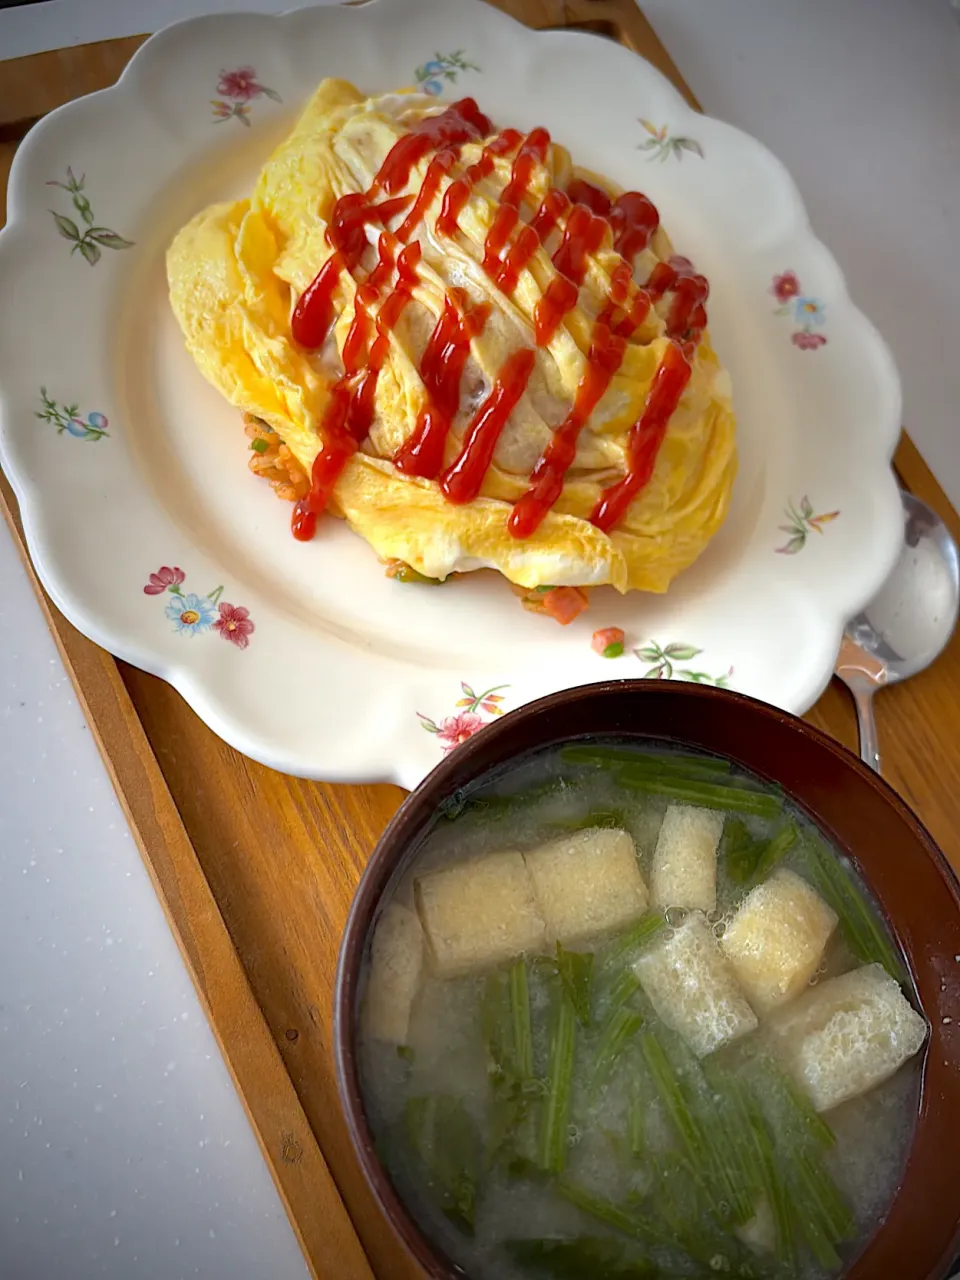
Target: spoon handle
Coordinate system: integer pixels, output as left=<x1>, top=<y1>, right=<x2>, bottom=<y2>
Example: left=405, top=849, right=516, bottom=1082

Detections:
left=851, top=683, right=881, bottom=774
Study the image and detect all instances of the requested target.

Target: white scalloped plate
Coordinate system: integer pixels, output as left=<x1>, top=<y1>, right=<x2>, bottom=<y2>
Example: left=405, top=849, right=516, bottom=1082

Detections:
left=0, top=0, right=903, bottom=788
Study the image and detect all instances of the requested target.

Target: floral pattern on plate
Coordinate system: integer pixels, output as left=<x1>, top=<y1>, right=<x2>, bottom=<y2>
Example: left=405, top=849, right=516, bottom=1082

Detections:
left=414, top=51, right=480, bottom=95
left=0, top=0, right=905, bottom=786
left=36, top=388, right=109, bottom=441
left=637, top=120, right=703, bottom=163
left=47, top=168, right=134, bottom=265
left=771, top=271, right=828, bottom=349
left=635, top=641, right=732, bottom=687
left=776, top=496, right=840, bottom=555
left=418, top=680, right=508, bottom=752
left=211, top=67, right=282, bottom=126
left=144, top=567, right=255, bottom=648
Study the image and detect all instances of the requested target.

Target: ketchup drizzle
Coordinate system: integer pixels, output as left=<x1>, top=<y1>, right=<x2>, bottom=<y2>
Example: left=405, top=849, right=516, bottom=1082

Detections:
left=553, top=205, right=607, bottom=287
left=589, top=341, right=692, bottom=535
left=287, top=96, right=710, bottom=543
left=290, top=254, right=346, bottom=351
left=393, top=289, right=492, bottom=479
left=292, top=99, right=491, bottom=350
left=375, top=98, right=491, bottom=195
left=437, top=129, right=523, bottom=238
left=531, top=203, right=607, bottom=347
left=439, top=348, right=536, bottom=505
left=508, top=321, right=627, bottom=539
left=482, top=204, right=520, bottom=280
left=529, top=188, right=570, bottom=244
left=609, top=191, right=660, bottom=260
left=395, top=149, right=458, bottom=243
left=534, top=277, right=579, bottom=347
left=291, top=242, right=422, bottom=541
left=565, top=179, right=612, bottom=217
left=501, top=128, right=550, bottom=208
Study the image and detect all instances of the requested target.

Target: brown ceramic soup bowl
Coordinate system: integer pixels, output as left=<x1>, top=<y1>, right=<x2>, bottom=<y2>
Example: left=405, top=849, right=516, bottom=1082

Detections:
left=334, top=681, right=960, bottom=1280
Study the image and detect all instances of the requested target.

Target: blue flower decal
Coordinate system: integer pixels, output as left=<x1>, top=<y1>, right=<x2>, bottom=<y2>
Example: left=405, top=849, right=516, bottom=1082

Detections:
left=771, top=273, right=829, bottom=350
left=165, top=591, right=216, bottom=635
left=145, top=570, right=255, bottom=649
left=413, top=50, right=479, bottom=96
left=36, top=388, right=109, bottom=441
left=793, top=296, right=826, bottom=327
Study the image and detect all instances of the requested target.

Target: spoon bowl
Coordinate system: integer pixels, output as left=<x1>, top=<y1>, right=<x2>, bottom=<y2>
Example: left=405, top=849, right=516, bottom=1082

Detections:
left=837, top=490, right=960, bottom=771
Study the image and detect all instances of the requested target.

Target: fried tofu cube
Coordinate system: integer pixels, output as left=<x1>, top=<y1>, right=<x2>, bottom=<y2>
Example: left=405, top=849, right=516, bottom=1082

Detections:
left=720, top=869, right=838, bottom=1014
left=364, top=903, right=424, bottom=1045
left=651, top=805, right=724, bottom=913
left=523, top=828, right=649, bottom=946
left=634, top=913, right=758, bottom=1058
left=767, top=963, right=927, bottom=1112
left=415, top=851, right=546, bottom=977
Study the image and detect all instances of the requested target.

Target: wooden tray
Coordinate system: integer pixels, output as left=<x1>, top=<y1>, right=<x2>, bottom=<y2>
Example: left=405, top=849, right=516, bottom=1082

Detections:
left=2, top=4, right=960, bottom=1276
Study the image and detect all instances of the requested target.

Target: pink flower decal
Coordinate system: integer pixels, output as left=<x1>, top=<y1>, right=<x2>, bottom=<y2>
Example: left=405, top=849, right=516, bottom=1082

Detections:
left=211, top=66, right=281, bottom=127
left=213, top=601, right=255, bottom=649
left=792, top=331, right=828, bottom=351
left=771, top=271, right=828, bottom=350
left=435, top=712, right=485, bottom=752
left=217, top=67, right=261, bottom=100
left=418, top=682, right=509, bottom=753
left=144, top=566, right=185, bottom=595
left=771, top=271, right=800, bottom=304
left=144, top=569, right=254, bottom=647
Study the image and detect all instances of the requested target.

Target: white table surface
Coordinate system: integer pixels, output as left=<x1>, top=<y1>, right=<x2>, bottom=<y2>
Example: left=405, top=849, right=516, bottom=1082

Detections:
left=1, top=1, right=958, bottom=1277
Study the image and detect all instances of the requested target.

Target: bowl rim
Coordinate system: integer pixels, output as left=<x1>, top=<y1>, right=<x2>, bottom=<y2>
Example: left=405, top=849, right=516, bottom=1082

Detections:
left=333, top=680, right=960, bottom=1280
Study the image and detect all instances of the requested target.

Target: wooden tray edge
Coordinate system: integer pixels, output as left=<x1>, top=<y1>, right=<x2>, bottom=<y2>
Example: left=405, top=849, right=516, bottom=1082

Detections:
left=4, top=3, right=960, bottom=1274
left=0, top=474, right=373, bottom=1280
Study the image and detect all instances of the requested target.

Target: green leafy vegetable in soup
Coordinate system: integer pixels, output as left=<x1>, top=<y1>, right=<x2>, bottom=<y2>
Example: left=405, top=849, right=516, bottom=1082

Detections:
left=358, top=741, right=927, bottom=1280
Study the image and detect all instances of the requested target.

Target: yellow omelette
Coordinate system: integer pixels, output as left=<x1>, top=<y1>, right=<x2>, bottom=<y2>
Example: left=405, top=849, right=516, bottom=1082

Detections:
left=167, top=79, right=736, bottom=615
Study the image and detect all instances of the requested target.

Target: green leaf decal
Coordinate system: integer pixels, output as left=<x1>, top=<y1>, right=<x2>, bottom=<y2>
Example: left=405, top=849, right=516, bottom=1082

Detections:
left=78, top=239, right=102, bottom=265
left=663, top=643, right=701, bottom=660
left=51, top=212, right=80, bottom=241
left=88, top=230, right=135, bottom=250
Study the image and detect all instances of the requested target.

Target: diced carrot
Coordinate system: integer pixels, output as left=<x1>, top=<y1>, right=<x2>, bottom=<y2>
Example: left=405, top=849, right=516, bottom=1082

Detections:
left=541, top=586, right=590, bottom=625
left=592, top=626, right=625, bottom=657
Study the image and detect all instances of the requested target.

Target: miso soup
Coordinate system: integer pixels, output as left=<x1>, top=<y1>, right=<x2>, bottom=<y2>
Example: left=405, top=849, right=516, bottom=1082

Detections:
left=357, top=741, right=926, bottom=1279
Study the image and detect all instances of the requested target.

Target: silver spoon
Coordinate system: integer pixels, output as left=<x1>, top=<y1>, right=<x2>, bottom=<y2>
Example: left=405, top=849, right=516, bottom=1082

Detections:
left=835, top=490, right=960, bottom=773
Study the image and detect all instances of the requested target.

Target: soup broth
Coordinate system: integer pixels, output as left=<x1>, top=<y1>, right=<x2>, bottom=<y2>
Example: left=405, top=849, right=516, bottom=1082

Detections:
left=357, top=741, right=925, bottom=1279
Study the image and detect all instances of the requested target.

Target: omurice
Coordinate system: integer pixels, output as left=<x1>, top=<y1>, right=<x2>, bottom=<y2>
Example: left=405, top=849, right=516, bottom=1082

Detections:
left=168, top=79, right=736, bottom=624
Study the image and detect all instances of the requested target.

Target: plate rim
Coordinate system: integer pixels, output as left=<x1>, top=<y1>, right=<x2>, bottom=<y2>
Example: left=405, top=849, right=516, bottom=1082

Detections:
left=0, top=0, right=905, bottom=786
